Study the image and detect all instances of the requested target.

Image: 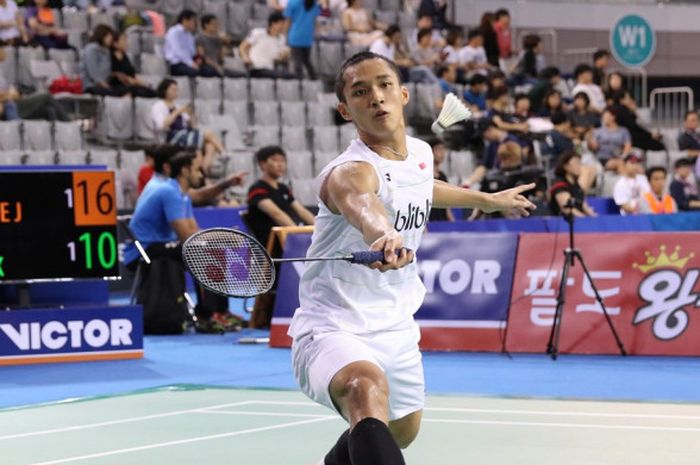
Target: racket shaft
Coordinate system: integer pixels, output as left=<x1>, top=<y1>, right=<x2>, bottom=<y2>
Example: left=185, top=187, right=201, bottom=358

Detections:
left=273, top=249, right=408, bottom=265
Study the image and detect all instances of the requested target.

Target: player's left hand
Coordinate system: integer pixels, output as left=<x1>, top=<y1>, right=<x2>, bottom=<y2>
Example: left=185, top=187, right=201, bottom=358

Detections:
left=485, top=183, right=537, bottom=216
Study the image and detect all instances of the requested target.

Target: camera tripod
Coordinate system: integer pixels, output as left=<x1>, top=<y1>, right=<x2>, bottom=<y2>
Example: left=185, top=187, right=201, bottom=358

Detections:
left=546, top=204, right=627, bottom=360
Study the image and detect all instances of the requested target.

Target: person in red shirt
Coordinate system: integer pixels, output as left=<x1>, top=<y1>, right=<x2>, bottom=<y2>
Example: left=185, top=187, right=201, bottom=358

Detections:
left=493, top=8, right=512, bottom=59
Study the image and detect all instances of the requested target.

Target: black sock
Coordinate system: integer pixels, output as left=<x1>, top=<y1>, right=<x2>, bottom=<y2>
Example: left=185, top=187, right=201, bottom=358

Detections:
left=324, top=429, right=350, bottom=465
left=348, top=417, right=405, bottom=465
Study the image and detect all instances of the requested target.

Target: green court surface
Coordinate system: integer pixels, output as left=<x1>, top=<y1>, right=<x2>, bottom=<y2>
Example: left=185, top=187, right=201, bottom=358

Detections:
left=2, top=387, right=699, bottom=465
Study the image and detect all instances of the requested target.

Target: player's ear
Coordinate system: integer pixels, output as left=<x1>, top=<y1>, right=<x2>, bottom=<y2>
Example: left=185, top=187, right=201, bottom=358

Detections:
left=401, top=84, right=409, bottom=107
left=337, top=101, right=353, bottom=122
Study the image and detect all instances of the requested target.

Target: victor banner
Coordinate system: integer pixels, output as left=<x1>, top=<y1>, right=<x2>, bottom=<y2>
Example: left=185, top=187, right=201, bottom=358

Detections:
left=270, top=232, right=519, bottom=351
left=506, top=232, right=700, bottom=355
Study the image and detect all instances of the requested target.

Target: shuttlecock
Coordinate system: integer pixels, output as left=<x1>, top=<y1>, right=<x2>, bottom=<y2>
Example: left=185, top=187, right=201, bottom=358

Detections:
left=431, top=93, right=472, bottom=134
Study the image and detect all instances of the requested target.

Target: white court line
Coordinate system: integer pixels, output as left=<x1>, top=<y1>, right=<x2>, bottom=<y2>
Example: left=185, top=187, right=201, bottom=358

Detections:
left=196, top=410, right=330, bottom=419
left=424, top=407, right=700, bottom=421
left=0, top=401, right=256, bottom=441
left=25, top=416, right=336, bottom=465
left=423, top=418, right=700, bottom=432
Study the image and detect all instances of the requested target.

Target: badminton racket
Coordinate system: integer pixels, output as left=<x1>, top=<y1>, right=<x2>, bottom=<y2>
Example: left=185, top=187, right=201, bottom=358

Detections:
left=182, top=228, right=409, bottom=298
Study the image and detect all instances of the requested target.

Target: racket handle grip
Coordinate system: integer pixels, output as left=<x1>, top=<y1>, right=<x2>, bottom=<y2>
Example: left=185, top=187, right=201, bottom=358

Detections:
left=350, top=249, right=411, bottom=265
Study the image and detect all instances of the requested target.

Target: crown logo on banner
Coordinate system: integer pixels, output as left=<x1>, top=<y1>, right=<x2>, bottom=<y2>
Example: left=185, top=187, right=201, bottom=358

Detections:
left=633, top=245, right=695, bottom=273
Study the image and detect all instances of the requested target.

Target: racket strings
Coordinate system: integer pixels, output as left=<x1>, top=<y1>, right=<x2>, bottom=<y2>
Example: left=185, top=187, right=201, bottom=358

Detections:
left=183, top=229, right=274, bottom=297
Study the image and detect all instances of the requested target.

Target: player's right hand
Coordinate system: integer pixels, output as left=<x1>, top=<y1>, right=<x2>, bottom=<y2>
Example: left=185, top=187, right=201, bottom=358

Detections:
left=368, top=230, right=414, bottom=272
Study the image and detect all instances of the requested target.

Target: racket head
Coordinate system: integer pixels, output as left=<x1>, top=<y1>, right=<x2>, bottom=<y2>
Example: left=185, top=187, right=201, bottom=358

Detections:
left=182, top=228, right=276, bottom=298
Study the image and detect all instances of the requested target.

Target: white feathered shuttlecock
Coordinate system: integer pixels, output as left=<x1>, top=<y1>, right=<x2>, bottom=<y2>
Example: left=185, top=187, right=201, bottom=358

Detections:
left=431, top=93, right=473, bottom=135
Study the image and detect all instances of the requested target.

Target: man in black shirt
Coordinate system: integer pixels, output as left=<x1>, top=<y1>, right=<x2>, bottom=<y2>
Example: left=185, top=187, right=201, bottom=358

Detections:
left=247, top=146, right=315, bottom=248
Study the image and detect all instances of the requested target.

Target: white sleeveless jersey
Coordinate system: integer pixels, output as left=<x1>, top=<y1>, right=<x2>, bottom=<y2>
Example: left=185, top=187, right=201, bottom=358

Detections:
left=288, top=136, right=434, bottom=338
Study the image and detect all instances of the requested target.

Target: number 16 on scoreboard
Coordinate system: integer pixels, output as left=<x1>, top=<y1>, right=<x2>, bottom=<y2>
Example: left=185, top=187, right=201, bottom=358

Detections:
left=64, top=172, right=117, bottom=226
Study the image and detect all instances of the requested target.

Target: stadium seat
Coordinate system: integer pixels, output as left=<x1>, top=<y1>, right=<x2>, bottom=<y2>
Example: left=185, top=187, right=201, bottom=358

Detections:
left=0, top=121, right=22, bottom=150
left=140, top=53, right=168, bottom=76
left=224, top=100, right=251, bottom=130
left=276, top=79, right=302, bottom=101
left=660, top=128, right=680, bottom=151
left=449, top=150, right=476, bottom=178
left=374, top=11, right=397, bottom=27
left=87, top=149, right=119, bottom=170
left=403, top=82, right=417, bottom=120
left=134, top=97, right=161, bottom=142
left=17, top=46, right=46, bottom=88
left=47, top=49, right=78, bottom=75
left=343, top=43, right=369, bottom=62
left=398, top=11, right=415, bottom=31
left=101, top=96, right=134, bottom=141
left=228, top=151, right=256, bottom=180
left=290, top=178, right=316, bottom=207
left=224, top=77, right=248, bottom=101
left=280, top=101, right=306, bottom=127
left=645, top=150, right=667, bottom=168
left=118, top=149, right=146, bottom=175
left=0, top=150, right=24, bottom=166
left=252, top=101, right=280, bottom=126
left=171, top=75, right=192, bottom=101
left=195, top=77, right=223, bottom=101
left=252, top=2, right=272, bottom=20
left=28, top=59, right=63, bottom=92
left=414, top=83, right=441, bottom=120
left=126, top=28, right=142, bottom=57
left=227, top=0, right=252, bottom=41
left=196, top=101, right=246, bottom=150
left=136, top=73, right=163, bottom=90
left=250, top=125, right=280, bottom=147
left=89, top=9, right=118, bottom=29
left=318, top=41, right=343, bottom=79
left=54, top=121, right=83, bottom=151
left=281, top=126, right=309, bottom=151
left=361, top=0, right=379, bottom=10
left=57, top=150, right=88, bottom=166
left=669, top=150, right=688, bottom=167
left=302, top=80, right=322, bottom=102
left=61, top=8, right=89, bottom=31
left=2, top=45, right=16, bottom=86
left=22, top=120, right=53, bottom=151
left=307, top=102, right=335, bottom=126
left=24, top=150, right=56, bottom=165
left=287, top=151, right=314, bottom=179
left=202, top=0, right=228, bottom=24
left=312, top=126, right=339, bottom=153
left=339, top=123, right=357, bottom=149
left=250, top=78, right=276, bottom=102
left=601, top=172, right=620, bottom=199
left=379, top=0, right=401, bottom=10
left=313, top=151, right=337, bottom=176
left=161, top=0, right=188, bottom=17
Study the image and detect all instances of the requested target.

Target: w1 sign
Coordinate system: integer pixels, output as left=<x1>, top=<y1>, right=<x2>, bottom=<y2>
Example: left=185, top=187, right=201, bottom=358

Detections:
left=610, top=14, right=655, bottom=68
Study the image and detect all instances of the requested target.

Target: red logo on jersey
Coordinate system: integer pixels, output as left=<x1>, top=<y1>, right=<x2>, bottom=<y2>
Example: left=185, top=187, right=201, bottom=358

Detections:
left=419, top=162, right=427, bottom=170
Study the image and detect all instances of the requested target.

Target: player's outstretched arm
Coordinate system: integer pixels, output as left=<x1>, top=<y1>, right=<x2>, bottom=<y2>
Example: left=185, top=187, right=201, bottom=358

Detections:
left=433, top=180, right=537, bottom=217
left=322, top=161, right=413, bottom=270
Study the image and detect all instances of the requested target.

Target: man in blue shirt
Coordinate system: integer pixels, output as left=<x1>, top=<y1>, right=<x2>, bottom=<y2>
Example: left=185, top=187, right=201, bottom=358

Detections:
left=126, top=150, right=246, bottom=332
left=463, top=74, right=487, bottom=112
left=284, top=0, right=327, bottom=79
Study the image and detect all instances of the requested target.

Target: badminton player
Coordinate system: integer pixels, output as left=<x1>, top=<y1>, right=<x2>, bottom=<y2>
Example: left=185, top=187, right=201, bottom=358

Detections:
left=289, top=52, right=535, bottom=465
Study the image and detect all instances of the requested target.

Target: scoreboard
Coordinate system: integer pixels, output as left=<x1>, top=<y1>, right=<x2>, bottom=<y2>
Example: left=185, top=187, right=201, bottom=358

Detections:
left=0, top=171, right=119, bottom=282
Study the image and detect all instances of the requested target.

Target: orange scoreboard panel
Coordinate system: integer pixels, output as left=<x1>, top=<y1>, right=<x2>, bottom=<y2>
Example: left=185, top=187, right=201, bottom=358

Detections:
left=0, top=171, right=119, bottom=281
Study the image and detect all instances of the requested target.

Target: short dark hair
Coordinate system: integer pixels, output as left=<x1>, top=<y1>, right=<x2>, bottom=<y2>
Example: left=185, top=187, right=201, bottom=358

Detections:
left=445, top=28, right=463, bottom=46
left=495, top=8, right=510, bottom=19
left=486, top=85, right=508, bottom=101
left=268, top=11, right=285, bottom=26
left=470, top=74, right=487, bottom=86
left=554, top=151, right=581, bottom=179
left=385, top=24, right=401, bottom=38
left=593, top=49, right=610, bottom=61
left=467, top=29, right=482, bottom=42
left=425, top=137, right=444, bottom=149
left=551, top=112, right=568, bottom=126
left=675, top=157, right=695, bottom=169
left=90, top=24, right=114, bottom=45
left=177, top=9, right=197, bottom=24
left=573, top=91, right=590, bottom=106
left=334, top=51, right=402, bottom=103
left=417, top=27, right=432, bottom=43
left=435, top=65, right=450, bottom=78
left=169, top=151, right=196, bottom=179
left=255, top=145, right=286, bottom=164
left=201, top=14, right=216, bottom=28
left=153, top=145, right=182, bottom=174
left=574, top=63, right=594, bottom=80
left=514, top=93, right=529, bottom=104
left=646, top=166, right=667, bottom=180
left=157, top=78, right=177, bottom=99
left=522, top=34, right=541, bottom=50
left=539, top=66, right=560, bottom=80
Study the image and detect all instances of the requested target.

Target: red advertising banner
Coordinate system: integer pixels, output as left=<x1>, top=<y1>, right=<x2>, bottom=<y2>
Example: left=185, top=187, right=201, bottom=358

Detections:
left=507, top=232, right=700, bottom=355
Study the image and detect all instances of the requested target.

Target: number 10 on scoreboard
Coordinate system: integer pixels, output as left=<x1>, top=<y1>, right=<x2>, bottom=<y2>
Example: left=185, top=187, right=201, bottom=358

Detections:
left=64, top=172, right=117, bottom=226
